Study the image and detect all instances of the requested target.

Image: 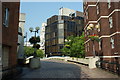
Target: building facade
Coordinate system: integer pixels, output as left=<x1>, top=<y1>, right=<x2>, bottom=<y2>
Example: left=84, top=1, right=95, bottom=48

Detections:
left=40, top=22, right=47, bottom=54
left=84, top=1, right=120, bottom=74
left=45, top=8, right=84, bottom=56
left=17, top=13, right=26, bottom=65
left=2, top=2, right=20, bottom=79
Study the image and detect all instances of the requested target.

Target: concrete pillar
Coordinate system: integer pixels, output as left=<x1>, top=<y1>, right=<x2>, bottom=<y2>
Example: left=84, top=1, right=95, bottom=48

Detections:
left=89, top=57, right=99, bottom=69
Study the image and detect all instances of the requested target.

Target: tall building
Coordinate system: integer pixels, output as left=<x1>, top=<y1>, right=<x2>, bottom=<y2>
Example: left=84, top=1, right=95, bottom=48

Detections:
left=84, top=1, right=120, bottom=74
left=45, top=8, right=84, bottom=56
left=40, top=22, right=47, bottom=54
left=17, top=13, right=26, bottom=65
left=1, top=2, right=20, bottom=79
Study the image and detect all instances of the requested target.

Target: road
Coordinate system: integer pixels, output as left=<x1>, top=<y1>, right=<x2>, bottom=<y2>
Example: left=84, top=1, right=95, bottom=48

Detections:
left=16, top=59, right=89, bottom=80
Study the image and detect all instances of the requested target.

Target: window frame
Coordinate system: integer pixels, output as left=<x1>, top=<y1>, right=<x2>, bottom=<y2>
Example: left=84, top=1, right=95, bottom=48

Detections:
left=3, top=8, right=9, bottom=27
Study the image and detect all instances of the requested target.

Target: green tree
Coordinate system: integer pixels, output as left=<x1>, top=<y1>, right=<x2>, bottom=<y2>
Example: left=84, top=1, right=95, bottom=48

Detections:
left=70, top=33, right=85, bottom=58
left=36, top=49, right=44, bottom=58
left=61, top=33, right=85, bottom=58
left=24, top=46, right=34, bottom=57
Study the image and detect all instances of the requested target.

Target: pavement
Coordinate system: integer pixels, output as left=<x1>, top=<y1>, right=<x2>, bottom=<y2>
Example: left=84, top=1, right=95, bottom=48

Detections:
left=71, top=62, right=120, bottom=80
left=15, top=59, right=120, bottom=80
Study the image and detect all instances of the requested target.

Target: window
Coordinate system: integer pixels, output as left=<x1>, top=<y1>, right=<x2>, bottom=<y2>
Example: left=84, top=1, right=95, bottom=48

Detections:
left=85, top=44, right=87, bottom=52
left=3, top=8, right=9, bottom=27
left=85, top=30, right=86, bottom=37
left=99, top=41, right=101, bottom=50
left=58, top=38, right=64, bottom=44
left=111, top=37, right=114, bottom=49
left=108, top=0, right=111, bottom=8
left=2, top=47, right=9, bottom=68
left=97, top=5, right=99, bottom=15
left=109, top=17, right=113, bottom=28
left=87, top=31, right=89, bottom=36
left=87, top=43, right=89, bottom=51
left=97, top=23, right=100, bottom=32
left=86, top=10, right=88, bottom=19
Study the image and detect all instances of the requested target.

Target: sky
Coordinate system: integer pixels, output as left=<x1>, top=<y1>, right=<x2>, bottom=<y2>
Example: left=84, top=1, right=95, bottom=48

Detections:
left=20, top=2, right=83, bottom=40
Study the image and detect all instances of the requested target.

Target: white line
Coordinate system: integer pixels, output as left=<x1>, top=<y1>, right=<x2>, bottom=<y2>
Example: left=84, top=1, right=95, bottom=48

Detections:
left=85, top=31, right=120, bottom=43
left=86, top=56, right=120, bottom=58
left=84, top=9, right=120, bottom=30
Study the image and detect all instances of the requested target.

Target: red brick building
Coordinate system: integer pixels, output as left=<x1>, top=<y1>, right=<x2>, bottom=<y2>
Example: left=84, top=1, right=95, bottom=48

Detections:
left=84, top=0, right=120, bottom=75
left=1, top=2, right=20, bottom=79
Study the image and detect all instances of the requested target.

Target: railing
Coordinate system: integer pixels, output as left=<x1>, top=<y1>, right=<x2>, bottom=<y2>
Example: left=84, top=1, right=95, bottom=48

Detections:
left=96, top=60, right=120, bottom=76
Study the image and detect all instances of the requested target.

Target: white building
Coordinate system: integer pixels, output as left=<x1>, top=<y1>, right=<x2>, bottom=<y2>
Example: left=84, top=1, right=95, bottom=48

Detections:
left=40, top=22, right=47, bottom=53
left=59, top=7, right=75, bottom=16
left=59, top=7, right=84, bottom=17
left=17, top=13, right=26, bottom=63
left=19, top=13, right=26, bottom=36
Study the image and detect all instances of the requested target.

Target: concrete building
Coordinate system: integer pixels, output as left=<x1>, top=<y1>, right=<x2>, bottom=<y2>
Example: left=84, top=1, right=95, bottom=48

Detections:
left=19, top=13, right=25, bottom=36
left=84, top=1, right=120, bottom=75
left=17, top=13, right=26, bottom=65
left=40, top=22, right=47, bottom=54
left=1, top=2, right=20, bottom=79
left=59, top=7, right=84, bottom=17
left=45, top=8, right=84, bottom=56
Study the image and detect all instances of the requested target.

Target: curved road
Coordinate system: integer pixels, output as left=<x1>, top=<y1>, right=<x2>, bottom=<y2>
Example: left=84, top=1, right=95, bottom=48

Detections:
left=17, top=59, right=88, bottom=80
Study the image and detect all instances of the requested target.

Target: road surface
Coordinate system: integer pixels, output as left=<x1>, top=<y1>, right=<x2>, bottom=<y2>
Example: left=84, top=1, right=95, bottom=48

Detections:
left=16, top=59, right=89, bottom=80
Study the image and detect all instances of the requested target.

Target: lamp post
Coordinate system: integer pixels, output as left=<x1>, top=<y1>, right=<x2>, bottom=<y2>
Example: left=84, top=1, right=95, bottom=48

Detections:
left=87, top=23, right=100, bottom=58
left=29, top=27, right=41, bottom=69
left=29, top=27, right=40, bottom=57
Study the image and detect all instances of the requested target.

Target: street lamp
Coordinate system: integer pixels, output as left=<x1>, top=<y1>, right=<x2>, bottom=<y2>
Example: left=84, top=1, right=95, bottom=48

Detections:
left=29, top=27, right=40, bottom=69
left=29, top=27, right=40, bottom=37
left=87, top=23, right=100, bottom=58
left=29, top=27, right=40, bottom=57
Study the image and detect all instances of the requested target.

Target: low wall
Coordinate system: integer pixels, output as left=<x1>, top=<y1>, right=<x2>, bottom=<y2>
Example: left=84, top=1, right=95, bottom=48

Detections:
left=66, top=57, right=89, bottom=65
left=46, top=57, right=99, bottom=69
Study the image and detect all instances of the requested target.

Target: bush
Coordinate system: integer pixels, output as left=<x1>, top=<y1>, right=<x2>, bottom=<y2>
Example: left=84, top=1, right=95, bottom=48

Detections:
left=36, top=49, right=44, bottom=58
left=24, top=46, right=44, bottom=58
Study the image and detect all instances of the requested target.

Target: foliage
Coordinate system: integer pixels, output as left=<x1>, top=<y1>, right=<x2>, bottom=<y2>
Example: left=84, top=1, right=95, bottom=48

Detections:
left=24, top=46, right=34, bottom=57
left=88, top=34, right=100, bottom=42
left=36, top=49, right=44, bottom=58
left=61, top=33, right=85, bottom=58
left=24, top=46, right=44, bottom=58
left=29, top=36, right=40, bottom=44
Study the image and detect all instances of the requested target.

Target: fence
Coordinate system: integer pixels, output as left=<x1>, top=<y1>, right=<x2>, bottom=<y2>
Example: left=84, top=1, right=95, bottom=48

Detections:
left=96, top=60, right=120, bottom=76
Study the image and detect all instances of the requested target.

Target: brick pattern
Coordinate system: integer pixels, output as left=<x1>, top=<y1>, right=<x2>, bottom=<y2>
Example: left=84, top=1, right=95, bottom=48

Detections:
left=84, top=1, right=120, bottom=75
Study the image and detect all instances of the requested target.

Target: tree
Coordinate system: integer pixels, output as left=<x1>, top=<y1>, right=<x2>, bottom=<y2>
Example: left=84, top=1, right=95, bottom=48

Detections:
left=70, top=33, right=85, bottom=58
left=61, top=33, right=85, bottom=58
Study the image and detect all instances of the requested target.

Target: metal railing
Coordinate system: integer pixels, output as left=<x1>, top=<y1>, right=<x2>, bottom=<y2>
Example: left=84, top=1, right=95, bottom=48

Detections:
left=96, top=60, right=120, bottom=76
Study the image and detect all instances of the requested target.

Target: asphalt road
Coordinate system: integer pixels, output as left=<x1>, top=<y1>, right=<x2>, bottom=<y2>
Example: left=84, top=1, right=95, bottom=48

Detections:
left=16, top=59, right=88, bottom=80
